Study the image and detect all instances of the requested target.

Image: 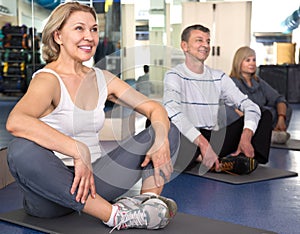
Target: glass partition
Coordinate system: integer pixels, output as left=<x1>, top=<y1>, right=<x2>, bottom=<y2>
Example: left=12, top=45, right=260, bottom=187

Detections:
left=0, top=0, right=121, bottom=96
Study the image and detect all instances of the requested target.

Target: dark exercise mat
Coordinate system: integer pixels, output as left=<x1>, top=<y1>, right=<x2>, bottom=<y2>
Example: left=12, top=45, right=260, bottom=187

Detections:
left=176, top=164, right=298, bottom=185
left=0, top=209, right=277, bottom=234
left=271, top=139, right=300, bottom=151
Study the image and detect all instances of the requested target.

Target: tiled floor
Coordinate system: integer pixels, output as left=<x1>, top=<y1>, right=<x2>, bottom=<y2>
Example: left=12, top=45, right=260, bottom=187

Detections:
left=0, top=100, right=300, bottom=234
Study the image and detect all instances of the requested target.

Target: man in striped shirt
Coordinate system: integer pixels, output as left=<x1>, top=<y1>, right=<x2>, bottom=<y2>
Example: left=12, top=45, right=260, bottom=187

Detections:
left=163, top=24, right=272, bottom=174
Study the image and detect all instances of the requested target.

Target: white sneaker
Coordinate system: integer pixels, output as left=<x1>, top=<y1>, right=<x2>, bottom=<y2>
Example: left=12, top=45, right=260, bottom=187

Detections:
left=271, top=131, right=291, bottom=144
left=130, top=193, right=178, bottom=217
left=109, top=196, right=173, bottom=232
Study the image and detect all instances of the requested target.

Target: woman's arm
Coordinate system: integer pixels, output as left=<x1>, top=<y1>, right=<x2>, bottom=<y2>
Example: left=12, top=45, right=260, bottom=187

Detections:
left=104, top=70, right=172, bottom=186
left=104, top=70, right=170, bottom=135
left=259, top=78, right=286, bottom=106
left=6, top=72, right=95, bottom=202
left=259, top=78, right=288, bottom=131
left=6, top=73, right=82, bottom=159
left=275, top=102, right=288, bottom=131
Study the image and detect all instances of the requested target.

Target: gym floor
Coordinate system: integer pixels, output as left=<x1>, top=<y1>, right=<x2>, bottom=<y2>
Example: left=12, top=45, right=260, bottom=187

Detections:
left=0, top=96, right=300, bottom=234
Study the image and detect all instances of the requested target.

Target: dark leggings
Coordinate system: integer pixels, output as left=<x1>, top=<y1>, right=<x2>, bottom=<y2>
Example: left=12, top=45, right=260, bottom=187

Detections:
left=176, top=110, right=272, bottom=171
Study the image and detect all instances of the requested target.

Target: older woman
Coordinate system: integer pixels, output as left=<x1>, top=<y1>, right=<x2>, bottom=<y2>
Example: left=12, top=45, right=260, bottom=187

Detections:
left=229, top=46, right=292, bottom=144
left=6, top=2, right=179, bottom=231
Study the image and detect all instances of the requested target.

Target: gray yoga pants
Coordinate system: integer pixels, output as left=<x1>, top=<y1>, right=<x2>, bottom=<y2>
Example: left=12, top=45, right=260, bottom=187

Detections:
left=7, top=123, right=180, bottom=218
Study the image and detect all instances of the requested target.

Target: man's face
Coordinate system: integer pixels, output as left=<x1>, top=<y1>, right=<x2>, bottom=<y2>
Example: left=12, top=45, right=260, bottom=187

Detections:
left=181, top=29, right=211, bottom=63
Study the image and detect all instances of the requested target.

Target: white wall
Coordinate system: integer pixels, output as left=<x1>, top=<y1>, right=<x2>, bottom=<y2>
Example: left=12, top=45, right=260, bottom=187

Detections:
left=251, top=0, right=300, bottom=64
left=18, top=1, right=51, bottom=32
left=0, top=0, right=17, bottom=15
left=252, top=0, right=299, bottom=33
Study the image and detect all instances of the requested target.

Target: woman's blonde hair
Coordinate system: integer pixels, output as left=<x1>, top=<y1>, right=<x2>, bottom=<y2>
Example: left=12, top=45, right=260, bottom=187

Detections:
left=42, top=2, right=97, bottom=63
left=229, top=46, right=258, bottom=81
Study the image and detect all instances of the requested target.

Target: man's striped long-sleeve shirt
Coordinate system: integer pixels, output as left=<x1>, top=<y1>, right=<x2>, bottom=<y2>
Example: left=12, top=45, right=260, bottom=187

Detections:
left=163, top=63, right=261, bottom=143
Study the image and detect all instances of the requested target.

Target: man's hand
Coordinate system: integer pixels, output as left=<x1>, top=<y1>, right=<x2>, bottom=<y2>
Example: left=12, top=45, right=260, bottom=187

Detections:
left=194, top=134, right=219, bottom=171
left=232, top=128, right=254, bottom=158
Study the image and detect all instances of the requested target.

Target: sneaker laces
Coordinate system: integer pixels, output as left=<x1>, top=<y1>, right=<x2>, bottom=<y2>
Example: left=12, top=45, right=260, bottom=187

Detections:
left=110, top=207, right=147, bottom=233
left=116, top=196, right=139, bottom=204
left=213, top=162, right=238, bottom=176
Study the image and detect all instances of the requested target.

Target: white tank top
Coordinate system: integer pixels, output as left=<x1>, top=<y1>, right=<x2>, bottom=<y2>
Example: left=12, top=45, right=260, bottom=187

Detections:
left=36, top=67, right=107, bottom=166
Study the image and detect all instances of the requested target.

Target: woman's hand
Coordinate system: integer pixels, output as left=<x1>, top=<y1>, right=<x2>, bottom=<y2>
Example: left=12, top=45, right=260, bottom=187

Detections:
left=141, top=138, right=172, bottom=187
left=70, top=141, right=96, bottom=204
left=275, top=103, right=288, bottom=131
left=274, top=115, right=287, bottom=131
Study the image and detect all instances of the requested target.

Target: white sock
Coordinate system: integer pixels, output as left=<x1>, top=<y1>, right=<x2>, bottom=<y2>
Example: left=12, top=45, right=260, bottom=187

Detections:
left=142, top=192, right=158, bottom=196
left=103, top=205, right=118, bottom=227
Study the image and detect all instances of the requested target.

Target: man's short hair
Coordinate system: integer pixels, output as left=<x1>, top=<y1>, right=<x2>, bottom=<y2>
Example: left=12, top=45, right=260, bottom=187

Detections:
left=181, top=24, right=210, bottom=42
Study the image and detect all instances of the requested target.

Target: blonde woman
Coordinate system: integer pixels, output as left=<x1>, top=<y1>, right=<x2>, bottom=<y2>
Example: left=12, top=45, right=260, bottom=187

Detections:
left=6, top=2, right=179, bottom=231
left=229, top=46, right=292, bottom=144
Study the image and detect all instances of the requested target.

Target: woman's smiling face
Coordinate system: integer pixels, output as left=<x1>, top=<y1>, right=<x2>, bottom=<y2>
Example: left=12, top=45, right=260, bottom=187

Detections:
left=55, top=11, right=99, bottom=62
